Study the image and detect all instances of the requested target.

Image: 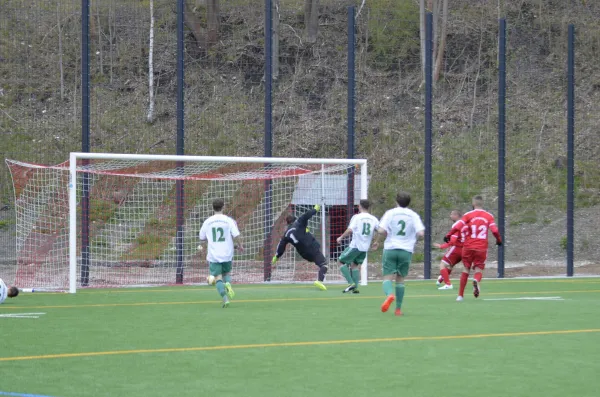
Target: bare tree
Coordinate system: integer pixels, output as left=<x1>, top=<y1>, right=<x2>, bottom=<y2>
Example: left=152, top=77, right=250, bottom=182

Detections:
left=304, top=0, right=319, bottom=44
left=272, top=0, right=280, bottom=80
left=419, top=0, right=426, bottom=82
left=57, top=3, right=64, bottom=100
left=184, top=0, right=220, bottom=49
left=206, top=0, right=219, bottom=47
left=434, top=0, right=449, bottom=82
left=147, top=0, right=155, bottom=123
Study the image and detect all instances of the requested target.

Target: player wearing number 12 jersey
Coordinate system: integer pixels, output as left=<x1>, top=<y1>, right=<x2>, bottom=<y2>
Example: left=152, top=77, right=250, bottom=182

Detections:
left=336, top=199, right=379, bottom=294
left=199, top=198, right=243, bottom=308
left=445, top=196, right=502, bottom=301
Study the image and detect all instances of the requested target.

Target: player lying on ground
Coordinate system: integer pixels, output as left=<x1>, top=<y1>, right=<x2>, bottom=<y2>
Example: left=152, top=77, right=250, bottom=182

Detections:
left=0, top=278, right=19, bottom=304
left=199, top=198, right=244, bottom=308
left=433, top=210, right=464, bottom=290
left=373, top=192, right=425, bottom=316
left=445, top=195, right=502, bottom=301
left=272, top=205, right=328, bottom=291
left=336, top=199, right=379, bottom=294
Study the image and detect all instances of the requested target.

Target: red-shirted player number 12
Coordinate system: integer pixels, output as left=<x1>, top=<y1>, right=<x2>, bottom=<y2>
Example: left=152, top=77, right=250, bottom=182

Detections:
left=470, top=225, right=486, bottom=239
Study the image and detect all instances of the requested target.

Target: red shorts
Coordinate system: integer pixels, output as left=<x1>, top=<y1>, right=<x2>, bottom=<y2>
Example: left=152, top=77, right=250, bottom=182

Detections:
left=462, top=249, right=487, bottom=270
left=441, top=246, right=462, bottom=267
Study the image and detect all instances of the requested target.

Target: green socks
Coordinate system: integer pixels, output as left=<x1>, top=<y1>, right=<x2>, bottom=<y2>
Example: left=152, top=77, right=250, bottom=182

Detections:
left=383, top=280, right=393, bottom=296
left=216, top=280, right=226, bottom=297
left=340, top=265, right=354, bottom=285
left=351, top=268, right=360, bottom=286
left=395, top=283, right=405, bottom=309
left=223, top=274, right=232, bottom=284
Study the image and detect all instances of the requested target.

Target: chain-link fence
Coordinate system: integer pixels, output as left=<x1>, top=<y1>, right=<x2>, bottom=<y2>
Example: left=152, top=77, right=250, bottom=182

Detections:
left=1, top=0, right=599, bottom=284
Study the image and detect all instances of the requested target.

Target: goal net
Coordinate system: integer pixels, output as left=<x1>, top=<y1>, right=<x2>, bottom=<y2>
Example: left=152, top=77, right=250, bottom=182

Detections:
left=6, top=153, right=368, bottom=292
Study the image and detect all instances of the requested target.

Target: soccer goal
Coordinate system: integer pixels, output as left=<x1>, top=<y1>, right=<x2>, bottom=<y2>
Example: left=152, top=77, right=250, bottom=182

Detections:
left=6, top=153, right=368, bottom=293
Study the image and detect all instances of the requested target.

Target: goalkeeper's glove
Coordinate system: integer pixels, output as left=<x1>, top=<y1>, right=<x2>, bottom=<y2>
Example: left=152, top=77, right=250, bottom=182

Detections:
left=496, top=240, right=502, bottom=246
left=314, top=204, right=321, bottom=212
left=271, top=255, right=278, bottom=264
left=443, top=235, right=451, bottom=243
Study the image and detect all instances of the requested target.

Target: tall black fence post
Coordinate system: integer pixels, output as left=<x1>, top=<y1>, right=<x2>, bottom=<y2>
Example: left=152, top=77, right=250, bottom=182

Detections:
left=567, top=24, right=575, bottom=277
left=497, top=18, right=507, bottom=278
left=424, top=12, right=433, bottom=280
left=263, top=0, right=274, bottom=281
left=347, top=6, right=356, bottom=224
left=80, top=0, right=91, bottom=286
left=175, top=0, right=185, bottom=284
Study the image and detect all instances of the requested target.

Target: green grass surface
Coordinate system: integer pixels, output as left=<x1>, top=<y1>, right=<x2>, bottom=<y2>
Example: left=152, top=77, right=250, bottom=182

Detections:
left=2, top=279, right=600, bottom=397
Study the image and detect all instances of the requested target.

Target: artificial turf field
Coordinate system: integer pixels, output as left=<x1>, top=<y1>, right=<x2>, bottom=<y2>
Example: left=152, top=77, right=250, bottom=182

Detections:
left=1, top=278, right=600, bottom=397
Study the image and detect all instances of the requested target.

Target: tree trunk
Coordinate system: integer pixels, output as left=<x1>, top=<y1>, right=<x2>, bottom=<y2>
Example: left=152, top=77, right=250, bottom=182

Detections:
left=184, top=2, right=207, bottom=49
left=419, top=0, right=426, bottom=82
left=272, top=0, right=280, bottom=80
left=434, top=0, right=448, bottom=82
left=57, top=3, right=64, bottom=100
left=96, top=0, right=103, bottom=75
left=304, top=0, right=319, bottom=44
left=206, top=0, right=219, bottom=47
left=147, top=0, right=155, bottom=123
left=432, top=0, right=439, bottom=61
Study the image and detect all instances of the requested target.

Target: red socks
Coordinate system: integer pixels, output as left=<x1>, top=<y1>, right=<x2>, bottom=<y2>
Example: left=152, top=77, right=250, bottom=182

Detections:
left=474, top=272, right=482, bottom=283
left=440, top=268, right=451, bottom=285
left=458, top=272, right=469, bottom=297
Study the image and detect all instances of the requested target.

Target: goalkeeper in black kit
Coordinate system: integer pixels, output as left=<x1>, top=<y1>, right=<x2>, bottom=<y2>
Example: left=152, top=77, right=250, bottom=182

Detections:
left=272, top=205, right=328, bottom=290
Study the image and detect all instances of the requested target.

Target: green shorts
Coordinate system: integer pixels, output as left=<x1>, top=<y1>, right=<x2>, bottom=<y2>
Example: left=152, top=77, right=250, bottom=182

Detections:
left=209, top=261, right=232, bottom=276
left=338, top=247, right=367, bottom=266
left=382, top=249, right=412, bottom=277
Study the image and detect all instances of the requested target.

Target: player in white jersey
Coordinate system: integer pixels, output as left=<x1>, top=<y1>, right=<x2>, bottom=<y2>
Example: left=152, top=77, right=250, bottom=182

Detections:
left=374, top=192, right=425, bottom=316
left=0, top=278, right=19, bottom=304
left=336, top=199, right=379, bottom=294
left=199, top=198, right=243, bottom=308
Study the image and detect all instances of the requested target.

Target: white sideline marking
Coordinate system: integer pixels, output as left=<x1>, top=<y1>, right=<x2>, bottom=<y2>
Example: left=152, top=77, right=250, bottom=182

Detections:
left=0, top=312, right=46, bottom=319
left=484, top=297, right=564, bottom=301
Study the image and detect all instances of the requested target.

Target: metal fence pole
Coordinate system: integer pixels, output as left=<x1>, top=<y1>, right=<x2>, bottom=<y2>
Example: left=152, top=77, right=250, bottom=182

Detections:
left=347, top=6, right=356, bottom=225
left=497, top=18, right=507, bottom=278
left=263, top=0, right=274, bottom=281
left=567, top=24, right=575, bottom=277
left=80, top=0, right=91, bottom=286
left=175, top=0, right=185, bottom=284
left=424, top=11, right=433, bottom=280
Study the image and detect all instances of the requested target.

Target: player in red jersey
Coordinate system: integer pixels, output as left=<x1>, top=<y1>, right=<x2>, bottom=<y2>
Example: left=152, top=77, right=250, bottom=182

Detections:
left=445, top=196, right=502, bottom=301
left=434, top=210, right=464, bottom=290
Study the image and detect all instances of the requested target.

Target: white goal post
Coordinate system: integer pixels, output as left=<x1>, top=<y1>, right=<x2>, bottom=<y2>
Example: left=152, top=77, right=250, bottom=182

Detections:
left=7, top=152, right=368, bottom=293
left=6, top=154, right=368, bottom=293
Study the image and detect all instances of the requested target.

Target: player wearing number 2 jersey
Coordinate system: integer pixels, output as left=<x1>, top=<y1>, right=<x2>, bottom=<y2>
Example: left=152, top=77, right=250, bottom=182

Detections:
left=336, top=199, right=379, bottom=294
left=374, top=192, right=425, bottom=316
left=199, top=198, right=243, bottom=308
left=445, top=195, right=502, bottom=301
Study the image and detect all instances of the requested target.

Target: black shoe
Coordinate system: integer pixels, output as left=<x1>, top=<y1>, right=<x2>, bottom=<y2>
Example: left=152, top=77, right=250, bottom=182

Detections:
left=351, top=289, right=360, bottom=294
left=343, top=284, right=356, bottom=293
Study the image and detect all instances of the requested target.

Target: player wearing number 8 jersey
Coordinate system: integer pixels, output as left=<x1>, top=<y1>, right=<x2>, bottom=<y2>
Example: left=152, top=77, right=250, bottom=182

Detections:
left=199, top=198, right=243, bottom=308
left=374, top=192, right=425, bottom=316
left=336, top=199, right=379, bottom=294
left=445, top=196, right=502, bottom=301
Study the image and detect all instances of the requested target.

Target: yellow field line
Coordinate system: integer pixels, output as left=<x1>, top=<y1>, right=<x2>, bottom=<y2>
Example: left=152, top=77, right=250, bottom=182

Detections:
left=2, top=289, right=599, bottom=310
left=1, top=328, right=598, bottom=362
